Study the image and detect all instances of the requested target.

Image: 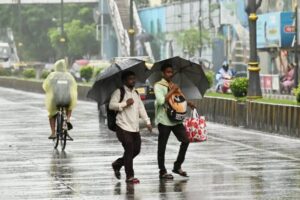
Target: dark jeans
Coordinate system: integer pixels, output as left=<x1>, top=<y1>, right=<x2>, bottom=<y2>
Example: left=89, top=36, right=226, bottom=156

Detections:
left=157, top=123, right=189, bottom=173
left=113, top=126, right=141, bottom=179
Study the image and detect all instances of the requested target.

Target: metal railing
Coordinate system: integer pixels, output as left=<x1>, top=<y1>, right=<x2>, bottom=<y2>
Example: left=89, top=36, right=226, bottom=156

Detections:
left=108, top=0, right=130, bottom=56
left=132, top=1, right=154, bottom=61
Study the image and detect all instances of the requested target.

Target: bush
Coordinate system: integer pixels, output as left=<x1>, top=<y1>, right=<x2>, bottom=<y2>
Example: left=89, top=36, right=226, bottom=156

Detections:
left=293, top=85, right=300, bottom=103
left=41, top=70, right=51, bottom=79
left=94, top=67, right=102, bottom=78
left=205, top=70, right=214, bottom=88
left=80, top=66, right=93, bottom=82
left=0, top=67, right=12, bottom=76
left=230, top=78, right=248, bottom=98
left=22, top=68, right=36, bottom=79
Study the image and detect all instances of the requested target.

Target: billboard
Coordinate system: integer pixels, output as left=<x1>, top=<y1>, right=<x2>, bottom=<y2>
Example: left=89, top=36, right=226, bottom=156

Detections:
left=257, top=12, right=295, bottom=49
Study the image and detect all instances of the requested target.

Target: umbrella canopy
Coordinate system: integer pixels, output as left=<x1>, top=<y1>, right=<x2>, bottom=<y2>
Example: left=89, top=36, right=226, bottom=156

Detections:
left=148, top=56, right=210, bottom=99
left=87, top=58, right=151, bottom=105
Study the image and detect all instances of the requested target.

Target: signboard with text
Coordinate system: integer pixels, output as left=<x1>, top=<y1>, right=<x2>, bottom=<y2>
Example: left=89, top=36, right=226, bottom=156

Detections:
left=257, top=12, right=295, bottom=49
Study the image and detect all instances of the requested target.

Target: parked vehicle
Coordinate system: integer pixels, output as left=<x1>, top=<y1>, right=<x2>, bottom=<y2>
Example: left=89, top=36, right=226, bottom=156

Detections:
left=0, top=42, right=11, bottom=69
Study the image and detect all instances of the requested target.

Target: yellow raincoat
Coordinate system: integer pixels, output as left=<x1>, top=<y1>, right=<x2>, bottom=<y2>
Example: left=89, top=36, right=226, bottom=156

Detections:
left=43, top=59, right=77, bottom=117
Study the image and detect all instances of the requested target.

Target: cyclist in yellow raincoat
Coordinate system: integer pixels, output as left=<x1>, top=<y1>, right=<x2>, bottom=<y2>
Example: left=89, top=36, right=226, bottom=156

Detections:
left=43, top=59, right=77, bottom=139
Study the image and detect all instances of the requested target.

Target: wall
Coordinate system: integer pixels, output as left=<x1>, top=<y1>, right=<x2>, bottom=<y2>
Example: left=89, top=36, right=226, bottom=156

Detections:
left=138, top=0, right=220, bottom=60
left=0, top=77, right=92, bottom=101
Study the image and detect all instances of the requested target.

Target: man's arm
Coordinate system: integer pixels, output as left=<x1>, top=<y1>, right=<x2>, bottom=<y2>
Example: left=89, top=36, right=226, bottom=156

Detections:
left=109, top=89, right=127, bottom=112
left=42, top=72, right=54, bottom=92
left=154, top=84, right=166, bottom=106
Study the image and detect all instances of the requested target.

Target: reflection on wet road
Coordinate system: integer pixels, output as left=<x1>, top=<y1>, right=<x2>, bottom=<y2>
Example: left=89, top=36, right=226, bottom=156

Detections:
left=1, top=87, right=300, bottom=199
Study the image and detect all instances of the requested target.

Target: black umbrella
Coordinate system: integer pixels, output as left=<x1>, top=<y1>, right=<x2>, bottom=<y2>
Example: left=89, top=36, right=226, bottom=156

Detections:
left=87, top=58, right=151, bottom=105
left=148, top=56, right=210, bottom=99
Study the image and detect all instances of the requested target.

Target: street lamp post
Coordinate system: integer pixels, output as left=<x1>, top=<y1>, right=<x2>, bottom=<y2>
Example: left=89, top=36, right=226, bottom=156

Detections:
left=60, top=0, right=66, bottom=58
left=17, top=0, right=22, bottom=61
left=198, top=0, right=202, bottom=57
left=295, top=3, right=300, bottom=88
left=245, top=0, right=262, bottom=99
left=129, top=0, right=135, bottom=56
left=100, top=0, right=104, bottom=59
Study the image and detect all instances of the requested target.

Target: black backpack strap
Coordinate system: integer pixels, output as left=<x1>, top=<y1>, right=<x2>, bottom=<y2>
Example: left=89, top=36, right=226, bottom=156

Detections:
left=119, top=86, right=125, bottom=103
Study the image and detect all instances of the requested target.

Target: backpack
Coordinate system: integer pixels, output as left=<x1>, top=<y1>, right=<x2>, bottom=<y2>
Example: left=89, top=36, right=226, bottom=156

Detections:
left=106, top=87, right=139, bottom=131
left=51, top=76, right=72, bottom=107
left=158, top=83, right=187, bottom=122
left=107, top=87, right=126, bottom=132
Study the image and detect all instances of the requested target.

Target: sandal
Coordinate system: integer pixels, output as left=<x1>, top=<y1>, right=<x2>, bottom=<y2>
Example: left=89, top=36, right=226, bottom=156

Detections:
left=159, top=172, right=174, bottom=180
left=48, top=134, right=56, bottom=139
left=67, top=122, right=73, bottom=130
left=172, top=169, right=188, bottom=177
left=126, top=177, right=140, bottom=184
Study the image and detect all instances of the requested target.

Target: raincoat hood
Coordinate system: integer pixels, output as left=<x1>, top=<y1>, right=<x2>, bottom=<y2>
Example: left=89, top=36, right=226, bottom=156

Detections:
left=54, top=59, right=67, bottom=72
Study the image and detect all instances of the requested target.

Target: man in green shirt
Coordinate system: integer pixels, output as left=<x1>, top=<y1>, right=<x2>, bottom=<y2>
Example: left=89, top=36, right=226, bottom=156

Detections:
left=154, top=64, right=195, bottom=179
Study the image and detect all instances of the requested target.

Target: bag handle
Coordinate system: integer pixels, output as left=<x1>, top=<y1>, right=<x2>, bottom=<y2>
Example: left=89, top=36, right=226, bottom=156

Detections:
left=191, top=108, right=199, bottom=119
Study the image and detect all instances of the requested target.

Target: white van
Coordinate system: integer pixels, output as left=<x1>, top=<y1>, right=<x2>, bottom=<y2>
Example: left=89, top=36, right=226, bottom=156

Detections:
left=0, top=42, right=11, bottom=68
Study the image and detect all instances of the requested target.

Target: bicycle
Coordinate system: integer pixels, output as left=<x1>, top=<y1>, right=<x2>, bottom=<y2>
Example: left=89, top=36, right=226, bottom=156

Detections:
left=53, top=106, right=68, bottom=151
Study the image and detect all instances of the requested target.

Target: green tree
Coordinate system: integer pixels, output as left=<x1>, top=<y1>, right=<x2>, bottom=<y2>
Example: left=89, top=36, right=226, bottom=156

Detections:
left=48, top=19, right=98, bottom=61
left=0, top=4, right=97, bottom=61
left=174, top=27, right=210, bottom=57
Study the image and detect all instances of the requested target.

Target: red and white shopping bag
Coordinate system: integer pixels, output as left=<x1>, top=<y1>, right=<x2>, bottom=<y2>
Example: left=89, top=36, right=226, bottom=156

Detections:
left=183, top=109, right=207, bottom=142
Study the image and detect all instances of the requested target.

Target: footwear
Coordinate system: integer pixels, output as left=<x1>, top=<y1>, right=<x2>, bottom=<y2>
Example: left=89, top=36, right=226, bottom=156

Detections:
left=126, top=177, right=140, bottom=184
left=67, top=122, right=73, bottom=130
left=112, top=163, right=121, bottom=180
left=48, top=133, right=56, bottom=139
left=172, top=168, right=188, bottom=177
left=159, top=172, right=174, bottom=180
left=66, top=133, right=74, bottom=141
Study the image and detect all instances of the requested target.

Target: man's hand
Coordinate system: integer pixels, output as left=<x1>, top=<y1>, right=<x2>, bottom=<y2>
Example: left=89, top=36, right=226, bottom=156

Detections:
left=126, top=98, right=134, bottom=107
left=169, top=82, right=179, bottom=92
left=146, top=124, right=152, bottom=133
left=187, top=101, right=196, bottom=110
left=166, top=82, right=179, bottom=100
left=224, top=75, right=232, bottom=80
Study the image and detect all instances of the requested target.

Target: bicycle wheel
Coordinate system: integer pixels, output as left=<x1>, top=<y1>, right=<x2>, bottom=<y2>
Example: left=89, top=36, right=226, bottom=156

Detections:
left=54, top=112, right=63, bottom=149
left=61, top=131, right=67, bottom=151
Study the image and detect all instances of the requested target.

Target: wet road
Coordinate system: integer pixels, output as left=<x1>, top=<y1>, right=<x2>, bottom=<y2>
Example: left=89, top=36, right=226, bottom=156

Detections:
left=1, top=87, right=300, bottom=200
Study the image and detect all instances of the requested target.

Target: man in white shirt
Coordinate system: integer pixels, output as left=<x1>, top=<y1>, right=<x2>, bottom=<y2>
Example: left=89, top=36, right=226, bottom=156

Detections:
left=109, top=71, right=152, bottom=184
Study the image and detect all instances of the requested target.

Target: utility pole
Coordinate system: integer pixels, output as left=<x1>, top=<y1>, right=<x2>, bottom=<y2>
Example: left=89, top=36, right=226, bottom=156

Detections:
left=97, top=0, right=104, bottom=59
left=245, top=0, right=262, bottom=99
left=198, top=0, right=202, bottom=57
left=17, top=0, right=22, bottom=61
left=100, top=0, right=104, bottom=59
left=129, top=0, right=135, bottom=56
left=59, top=0, right=66, bottom=58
